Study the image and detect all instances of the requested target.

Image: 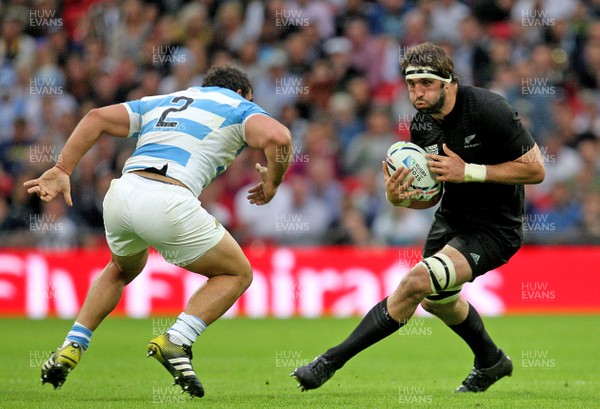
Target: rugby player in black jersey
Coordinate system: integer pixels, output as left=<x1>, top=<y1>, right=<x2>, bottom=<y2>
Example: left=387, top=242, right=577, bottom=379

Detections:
left=292, top=42, right=545, bottom=393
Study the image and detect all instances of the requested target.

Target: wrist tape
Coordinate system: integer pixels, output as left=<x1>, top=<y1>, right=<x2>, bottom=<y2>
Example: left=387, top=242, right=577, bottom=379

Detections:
left=464, top=163, right=486, bottom=182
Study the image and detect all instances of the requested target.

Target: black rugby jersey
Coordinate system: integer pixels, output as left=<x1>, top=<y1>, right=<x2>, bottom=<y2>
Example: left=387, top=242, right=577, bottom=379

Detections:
left=410, top=85, right=536, bottom=243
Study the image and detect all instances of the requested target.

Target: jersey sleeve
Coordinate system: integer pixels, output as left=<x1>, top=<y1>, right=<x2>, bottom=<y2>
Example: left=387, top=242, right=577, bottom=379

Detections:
left=240, top=100, right=270, bottom=121
left=240, top=101, right=270, bottom=142
left=479, top=96, right=536, bottom=161
left=121, top=100, right=143, bottom=138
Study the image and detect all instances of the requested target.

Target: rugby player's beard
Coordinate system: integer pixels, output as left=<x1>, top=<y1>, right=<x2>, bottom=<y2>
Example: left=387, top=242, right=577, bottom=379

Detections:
left=414, top=86, right=446, bottom=115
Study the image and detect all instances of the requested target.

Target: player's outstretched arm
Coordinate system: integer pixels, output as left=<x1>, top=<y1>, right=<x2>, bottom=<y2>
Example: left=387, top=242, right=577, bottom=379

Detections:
left=24, top=104, right=131, bottom=205
left=54, top=104, right=131, bottom=174
left=244, top=114, right=292, bottom=205
left=427, top=143, right=545, bottom=185
left=482, top=143, right=545, bottom=184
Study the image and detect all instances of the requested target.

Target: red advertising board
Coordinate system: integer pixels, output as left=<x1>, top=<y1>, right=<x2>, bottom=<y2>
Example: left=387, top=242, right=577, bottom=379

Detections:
left=0, top=246, right=598, bottom=318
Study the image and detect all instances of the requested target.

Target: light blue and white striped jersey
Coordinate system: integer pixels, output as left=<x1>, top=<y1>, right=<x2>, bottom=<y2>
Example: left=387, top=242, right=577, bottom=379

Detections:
left=121, top=86, right=268, bottom=196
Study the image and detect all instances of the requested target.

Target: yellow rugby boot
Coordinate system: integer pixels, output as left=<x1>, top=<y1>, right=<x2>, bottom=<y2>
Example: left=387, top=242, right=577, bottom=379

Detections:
left=147, top=334, right=204, bottom=398
left=41, top=341, right=82, bottom=389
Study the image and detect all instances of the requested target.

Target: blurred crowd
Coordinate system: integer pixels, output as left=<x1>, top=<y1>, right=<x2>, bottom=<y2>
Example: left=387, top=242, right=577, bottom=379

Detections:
left=0, top=0, right=599, bottom=251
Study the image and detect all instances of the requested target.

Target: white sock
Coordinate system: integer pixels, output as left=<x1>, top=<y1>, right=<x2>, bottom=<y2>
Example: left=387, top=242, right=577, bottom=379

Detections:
left=166, top=313, right=207, bottom=345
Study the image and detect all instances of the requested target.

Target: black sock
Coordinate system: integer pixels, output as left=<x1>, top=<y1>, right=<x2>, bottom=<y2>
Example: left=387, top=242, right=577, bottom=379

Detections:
left=323, top=297, right=402, bottom=369
left=448, top=303, right=502, bottom=368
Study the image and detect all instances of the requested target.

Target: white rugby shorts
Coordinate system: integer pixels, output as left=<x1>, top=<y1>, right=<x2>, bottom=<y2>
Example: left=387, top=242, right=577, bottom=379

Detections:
left=103, top=173, right=225, bottom=266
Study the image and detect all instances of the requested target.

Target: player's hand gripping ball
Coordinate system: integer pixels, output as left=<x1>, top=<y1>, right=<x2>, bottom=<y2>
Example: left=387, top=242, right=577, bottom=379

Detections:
left=386, top=142, right=441, bottom=201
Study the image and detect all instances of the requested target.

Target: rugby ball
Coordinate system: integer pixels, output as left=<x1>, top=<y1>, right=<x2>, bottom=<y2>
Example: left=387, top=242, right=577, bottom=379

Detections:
left=386, top=141, right=441, bottom=201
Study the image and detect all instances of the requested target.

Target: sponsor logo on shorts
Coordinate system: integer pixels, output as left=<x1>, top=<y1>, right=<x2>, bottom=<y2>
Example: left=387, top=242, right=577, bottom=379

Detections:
left=470, top=252, right=480, bottom=265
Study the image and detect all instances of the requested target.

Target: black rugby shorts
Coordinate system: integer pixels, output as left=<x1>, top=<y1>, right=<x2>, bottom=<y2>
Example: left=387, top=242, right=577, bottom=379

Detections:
left=423, top=214, right=521, bottom=279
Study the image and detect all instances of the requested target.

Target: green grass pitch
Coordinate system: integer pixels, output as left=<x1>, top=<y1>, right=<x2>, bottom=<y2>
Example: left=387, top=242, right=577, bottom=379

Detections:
left=1, top=316, right=598, bottom=408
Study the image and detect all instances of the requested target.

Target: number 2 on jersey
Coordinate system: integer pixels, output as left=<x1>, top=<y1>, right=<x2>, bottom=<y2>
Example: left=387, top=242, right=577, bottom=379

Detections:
left=156, top=96, right=194, bottom=128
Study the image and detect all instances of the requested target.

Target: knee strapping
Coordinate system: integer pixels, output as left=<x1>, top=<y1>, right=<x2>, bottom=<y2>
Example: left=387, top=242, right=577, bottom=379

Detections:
left=425, top=285, right=463, bottom=304
left=419, top=253, right=457, bottom=295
